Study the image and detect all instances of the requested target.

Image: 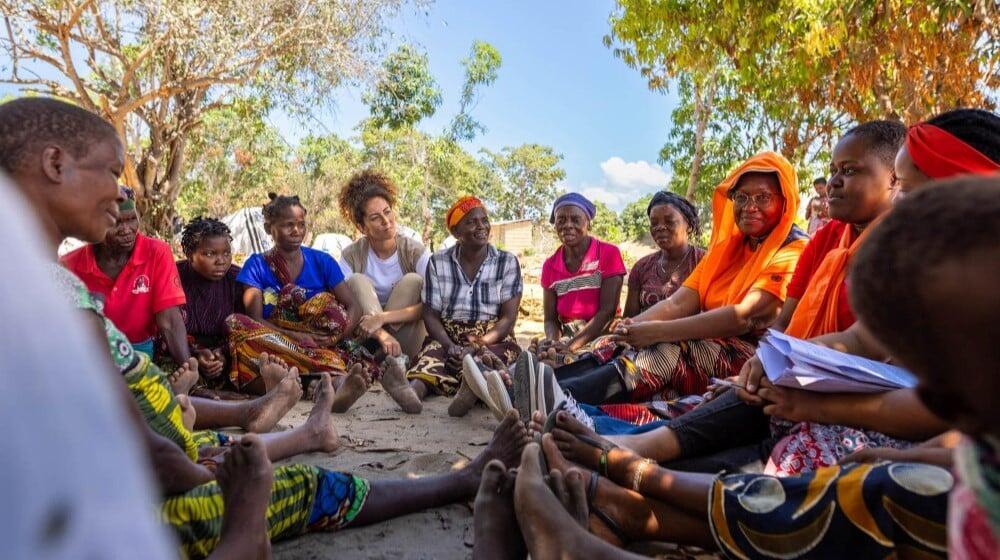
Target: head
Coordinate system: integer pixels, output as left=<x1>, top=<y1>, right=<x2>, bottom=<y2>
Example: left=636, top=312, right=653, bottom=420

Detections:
left=262, top=193, right=307, bottom=252
left=550, top=192, right=597, bottom=248
left=0, top=97, right=124, bottom=243
left=446, top=196, right=490, bottom=249
left=812, top=177, right=828, bottom=196
left=181, top=217, right=233, bottom=281
left=338, top=170, right=398, bottom=242
left=850, top=177, right=1000, bottom=438
left=103, top=186, right=140, bottom=251
left=728, top=171, right=783, bottom=238
left=646, top=191, right=700, bottom=252
left=826, top=120, right=905, bottom=225
left=896, top=109, right=1000, bottom=195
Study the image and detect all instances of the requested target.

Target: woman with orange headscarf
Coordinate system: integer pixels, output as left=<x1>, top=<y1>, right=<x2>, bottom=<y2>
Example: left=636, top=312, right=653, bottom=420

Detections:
left=533, top=152, right=808, bottom=412
left=404, top=196, right=524, bottom=415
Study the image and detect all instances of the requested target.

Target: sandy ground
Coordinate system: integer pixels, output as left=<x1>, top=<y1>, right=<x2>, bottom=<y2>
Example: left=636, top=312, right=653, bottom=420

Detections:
left=267, top=239, right=719, bottom=559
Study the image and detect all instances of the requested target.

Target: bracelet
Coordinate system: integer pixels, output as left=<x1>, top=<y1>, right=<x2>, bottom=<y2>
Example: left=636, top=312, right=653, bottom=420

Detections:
left=599, top=449, right=610, bottom=477
left=631, top=459, right=653, bottom=492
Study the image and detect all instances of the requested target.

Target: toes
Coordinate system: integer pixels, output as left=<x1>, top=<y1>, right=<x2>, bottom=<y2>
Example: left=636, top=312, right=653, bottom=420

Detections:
left=517, top=443, right=543, bottom=479
left=479, top=460, right=506, bottom=495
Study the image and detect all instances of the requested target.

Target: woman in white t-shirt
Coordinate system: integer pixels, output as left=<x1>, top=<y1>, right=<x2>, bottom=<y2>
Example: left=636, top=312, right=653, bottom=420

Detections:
left=338, top=170, right=430, bottom=367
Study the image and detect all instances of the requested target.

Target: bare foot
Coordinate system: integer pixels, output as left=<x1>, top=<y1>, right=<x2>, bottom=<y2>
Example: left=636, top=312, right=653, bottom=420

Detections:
left=469, top=410, right=532, bottom=473
left=472, top=460, right=525, bottom=560
left=169, top=358, right=200, bottom=395
left=381, top=356, right=422, bottom=414
left=330, top=364, right=369, bottom=413
left=258, top=352, right=289, bottom=393
left=211, top=434, right=273, bottom=560
left=448, top=383, right=479, bottom=417
left=304, top=372, right=340, bottom=453
left=547, top=411, right=617, bottom=469
left=177, top=394, right=197, bottom=431
left=244, top=370, right=303, bottom=433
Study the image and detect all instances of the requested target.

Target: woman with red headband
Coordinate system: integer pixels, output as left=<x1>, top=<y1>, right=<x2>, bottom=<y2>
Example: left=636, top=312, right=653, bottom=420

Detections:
left=404, top=196, right=524, bottom=415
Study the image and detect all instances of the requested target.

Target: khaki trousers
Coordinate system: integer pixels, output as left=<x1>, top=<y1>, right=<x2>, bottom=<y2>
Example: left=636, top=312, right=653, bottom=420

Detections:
left=345, top=272, right=427, bottom=360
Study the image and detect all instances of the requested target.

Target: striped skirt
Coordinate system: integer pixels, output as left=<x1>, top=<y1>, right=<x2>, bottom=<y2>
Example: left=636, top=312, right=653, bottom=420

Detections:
left=617, top=336, right=756, bottom=402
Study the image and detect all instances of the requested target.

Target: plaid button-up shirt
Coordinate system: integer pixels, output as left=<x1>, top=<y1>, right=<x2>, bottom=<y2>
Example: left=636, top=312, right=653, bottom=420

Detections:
left=423, top=244, right=522, bottom=323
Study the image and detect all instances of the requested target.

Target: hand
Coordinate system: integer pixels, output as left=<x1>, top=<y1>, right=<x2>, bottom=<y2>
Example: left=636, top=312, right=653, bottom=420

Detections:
left=756, top=379, right=821, bottom=423
left=376, top=330, right=402, bottom=358
left=358, top=313, right=385, bottom=339
left=703, top=379, right=735, bottom=401
left=838, top=447, right=905, bottom=465
left=735, top=355, right=766, bottom=406
left=195, top=348, right=224, bottom=378
left=609, top=320, right=665, bottom=348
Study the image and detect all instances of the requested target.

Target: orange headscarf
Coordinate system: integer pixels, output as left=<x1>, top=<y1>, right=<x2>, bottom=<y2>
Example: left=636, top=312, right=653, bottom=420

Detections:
left=695, top=151, right=801, bottom=309
left=783, top=223, right=869, bottom=338
left=445, top=196, right=485, bottom=230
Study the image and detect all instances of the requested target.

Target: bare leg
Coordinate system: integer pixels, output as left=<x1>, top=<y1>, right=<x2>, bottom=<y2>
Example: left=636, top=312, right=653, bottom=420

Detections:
left=207, top=434, right=273, bottom=560
left=351, top=410, right=530, bottom=526
left=254, top=372, right=340, bottom=462
left=191, top=370, right=302, bottom=432
left=472, top=460, right=525, bottom=560
left=529, top=410, right=682, bottom=465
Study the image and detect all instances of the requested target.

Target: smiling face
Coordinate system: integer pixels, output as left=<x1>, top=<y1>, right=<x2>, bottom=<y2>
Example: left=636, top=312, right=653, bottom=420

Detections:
left=359, top=196, right=397, bottom=242
left=42, top=135, right=125, bottom=244
left=189, top=235, right=233, bottom=281
left=731, top=174, right=784, bottom=238
left=451, top=207, right=491, bottom=249
left=648, top=203, right=689, bottom=252
left=266, top=204, right=307, bottom=252
left=825, top=133, right=897, bottom=225
left=553, top=205, right=591, bottom=248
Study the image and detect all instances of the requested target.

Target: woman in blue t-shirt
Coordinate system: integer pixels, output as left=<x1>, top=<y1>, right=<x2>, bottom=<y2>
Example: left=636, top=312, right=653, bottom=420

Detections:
left=227, top=193, right=373, bottom=410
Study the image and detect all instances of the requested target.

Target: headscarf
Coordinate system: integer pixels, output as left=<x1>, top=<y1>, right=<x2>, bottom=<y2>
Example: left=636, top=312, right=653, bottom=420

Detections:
left=694, top=151, right=801, bottom=309
left=785, top=223, right=865, bottom=338
left=118, top=185, right=136, bottom=212
left=549, top=192, right=596, bottom=224
left=907, top=123, right=1000, bottom=179
left=646, top=191, right=700, bottom=235
left=445, top=196, right=485, bottom=230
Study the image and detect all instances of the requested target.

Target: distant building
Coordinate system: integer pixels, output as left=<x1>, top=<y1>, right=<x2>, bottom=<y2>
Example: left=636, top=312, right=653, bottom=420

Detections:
left=490, top=219, right=535, bottom=254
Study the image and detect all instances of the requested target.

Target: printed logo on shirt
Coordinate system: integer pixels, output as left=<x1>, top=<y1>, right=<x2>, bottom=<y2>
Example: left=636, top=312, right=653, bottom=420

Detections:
left=581, top=260, right=599, bottom=273
left=132, top=275, right=151, bottom=294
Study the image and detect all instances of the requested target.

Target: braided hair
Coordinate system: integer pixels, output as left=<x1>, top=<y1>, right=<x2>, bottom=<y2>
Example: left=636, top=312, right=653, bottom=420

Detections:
left=262, top=192, right=306, bottom=225
left=646, top=191, right=701, bottom=236
left=180, top=217, right=231, bottom=256
left=925, top=108, right=1000, bottom=163
left=338, top=169, right=398, bottom=228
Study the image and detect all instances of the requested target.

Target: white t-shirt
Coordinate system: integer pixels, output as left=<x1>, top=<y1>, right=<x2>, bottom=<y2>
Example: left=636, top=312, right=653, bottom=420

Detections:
left=340, top=248, right=430, bottom=306
left=0, top=178, right=174, bottom=559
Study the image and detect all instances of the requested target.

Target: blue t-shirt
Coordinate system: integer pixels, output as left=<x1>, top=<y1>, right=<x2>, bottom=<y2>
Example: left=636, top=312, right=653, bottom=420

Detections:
left=236, top=246, right=345, bottom=319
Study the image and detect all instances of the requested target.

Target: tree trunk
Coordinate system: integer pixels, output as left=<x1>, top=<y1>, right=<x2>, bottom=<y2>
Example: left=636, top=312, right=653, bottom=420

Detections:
left=686, top=73, right=717, bottom=201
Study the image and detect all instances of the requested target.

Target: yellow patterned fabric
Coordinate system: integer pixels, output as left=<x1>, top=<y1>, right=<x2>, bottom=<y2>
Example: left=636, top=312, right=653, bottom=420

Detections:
left=708, top=461, right=951, bottom=559
left=124, top=353, right=200, bottom=460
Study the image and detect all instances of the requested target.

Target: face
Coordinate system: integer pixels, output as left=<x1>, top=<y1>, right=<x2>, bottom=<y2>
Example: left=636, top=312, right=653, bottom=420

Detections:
left=648, top=204, right=689, bottom=252
left=267, top=205, right=307, bottom=251
left=189, top=235, right=233, bottom=281
left=359, top=196, right=397, bottom=241
left=41, top=135, right=125, bottom=243
left=826, top=134, right=896, bottom=224
left=451, top=207, right=490, bottom=248
left=731, top=175, right=783, bottom=238
left=554, top=205, right=591, bottom=247
left=814, top=182, right=828, bottom=196
left=105, top=207, right=139, bottom=251
left=893, top=145, right=932, bottom=198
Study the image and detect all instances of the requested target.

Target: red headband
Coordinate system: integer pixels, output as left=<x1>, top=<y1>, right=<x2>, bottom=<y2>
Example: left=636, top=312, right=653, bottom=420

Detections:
left=906, top=123, right=1000, bottom=179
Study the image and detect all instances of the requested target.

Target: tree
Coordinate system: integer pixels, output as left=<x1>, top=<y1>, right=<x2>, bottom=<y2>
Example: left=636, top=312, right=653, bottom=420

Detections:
left=0, top=0, right=404, bottom=235
left=449, top=40, right=502, bottom=142
left=481, top=144, right=566, bottom=221
left=590, top=201, right=624, bottom=244
left=619, top=193, right=653, bottom=242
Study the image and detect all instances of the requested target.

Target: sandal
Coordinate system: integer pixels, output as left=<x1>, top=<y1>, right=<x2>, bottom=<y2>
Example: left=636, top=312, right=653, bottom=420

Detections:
left=585, top=470, right=630, bottom=544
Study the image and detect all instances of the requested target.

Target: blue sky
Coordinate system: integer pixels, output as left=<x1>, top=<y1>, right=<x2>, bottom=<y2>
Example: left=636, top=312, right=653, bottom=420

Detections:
left=277, top=0, right=679, bottom=210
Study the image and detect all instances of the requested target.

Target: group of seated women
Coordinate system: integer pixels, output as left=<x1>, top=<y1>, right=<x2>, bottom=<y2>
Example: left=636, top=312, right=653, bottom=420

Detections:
left=18, top=92, right=1000, bottom=559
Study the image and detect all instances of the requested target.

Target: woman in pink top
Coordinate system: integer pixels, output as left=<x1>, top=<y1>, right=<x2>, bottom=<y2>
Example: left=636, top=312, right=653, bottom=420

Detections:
left=539, top=193, right=626, bottom=355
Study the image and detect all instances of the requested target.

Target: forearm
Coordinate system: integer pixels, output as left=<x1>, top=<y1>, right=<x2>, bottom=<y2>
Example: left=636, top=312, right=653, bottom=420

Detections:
left=158, top=313, right=191, bottom=363
left=642, top=306, right=760, bottom=345
left=810, top=389, right=948, bottom=440
left=810, top=323, right=889, bottom=360
left=543, top=318, right=562, bottom=341
left=567, top=312, right=613, bottom=350
left=480, top=315, right=516, bottom=345
left=380, top=303, right=423, bottom=326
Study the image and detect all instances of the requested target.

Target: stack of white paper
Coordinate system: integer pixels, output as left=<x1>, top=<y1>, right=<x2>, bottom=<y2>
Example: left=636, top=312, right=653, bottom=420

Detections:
left=757, top=329, right=917, bottom=393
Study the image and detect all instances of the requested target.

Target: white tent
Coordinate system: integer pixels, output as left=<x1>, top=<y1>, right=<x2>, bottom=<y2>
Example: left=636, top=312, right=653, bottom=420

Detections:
left=312, top=233, right=354, bottom=259
left=221, top=207, right=272, bottom=257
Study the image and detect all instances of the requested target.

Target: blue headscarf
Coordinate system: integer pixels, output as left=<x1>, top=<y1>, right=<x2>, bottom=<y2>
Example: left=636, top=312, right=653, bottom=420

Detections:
left=549, top=192, right=597, bottom=224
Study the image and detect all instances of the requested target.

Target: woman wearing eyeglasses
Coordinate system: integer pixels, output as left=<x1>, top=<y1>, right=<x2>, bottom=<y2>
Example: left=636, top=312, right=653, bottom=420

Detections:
left=335, top=170, right=429, bottom=412
left=541, top=152, right=808, bottom=409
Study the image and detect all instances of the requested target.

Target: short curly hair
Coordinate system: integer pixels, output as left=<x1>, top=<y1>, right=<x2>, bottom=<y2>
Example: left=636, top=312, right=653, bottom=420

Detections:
left=338, top=169, right=398, bottom=228
left=843, top=120, right=907, bottom=168
left=262, top=192, right=306, bottom=225
left=180, top=217, right=232, bottom=256
left=0, top=97, right=119, bottom=174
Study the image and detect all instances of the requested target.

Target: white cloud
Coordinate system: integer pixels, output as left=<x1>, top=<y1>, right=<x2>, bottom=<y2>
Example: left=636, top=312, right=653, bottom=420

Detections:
left=580, top=186, right=622, bottom=206
left=599, top=157, right=670, bottom=190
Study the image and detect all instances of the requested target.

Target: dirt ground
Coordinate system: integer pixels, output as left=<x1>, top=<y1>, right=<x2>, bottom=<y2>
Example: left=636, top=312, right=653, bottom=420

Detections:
left=268, top=239, right=719, bottom=559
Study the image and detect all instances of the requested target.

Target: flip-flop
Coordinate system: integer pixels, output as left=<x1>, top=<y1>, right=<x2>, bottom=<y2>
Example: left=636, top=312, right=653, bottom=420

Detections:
left=542, top=401, right=568, bottom=434
left=585, top=471, right=629, bottom=544
left=512, top=351, right=538, bottom=421
left=462, top=354, right=492, bottom=406
left=485, top=369, right=513, bottom=421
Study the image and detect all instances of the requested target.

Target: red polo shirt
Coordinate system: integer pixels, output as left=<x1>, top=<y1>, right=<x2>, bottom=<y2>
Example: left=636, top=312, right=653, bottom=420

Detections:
left=62, top=233, right=186, bottom=343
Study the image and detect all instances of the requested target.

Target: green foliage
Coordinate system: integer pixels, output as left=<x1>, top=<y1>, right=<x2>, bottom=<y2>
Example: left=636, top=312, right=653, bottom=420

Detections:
left=482, top=144, right=567, bottom=221
left=590, top=201, right=624, bottom=244
left=619, top=193, right=654, bottom=241
left=449, top=41, right=503, bottom=141
left=364, top=44, right=442, bottom=130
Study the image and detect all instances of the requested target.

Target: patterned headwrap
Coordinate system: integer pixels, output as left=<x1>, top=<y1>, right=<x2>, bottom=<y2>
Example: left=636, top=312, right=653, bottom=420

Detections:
left=907, top=123, right=1000, bottom=179
left=446, top=196, right=485, bottom=229
left=118, top=185, right=136, bottom=212
left=549, top=192, right=596, bottom=224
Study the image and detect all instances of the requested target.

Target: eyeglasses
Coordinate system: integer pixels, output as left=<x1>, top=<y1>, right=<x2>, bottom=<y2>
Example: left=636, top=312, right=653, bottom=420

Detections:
left=729, top=192, right=776, bottom=208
